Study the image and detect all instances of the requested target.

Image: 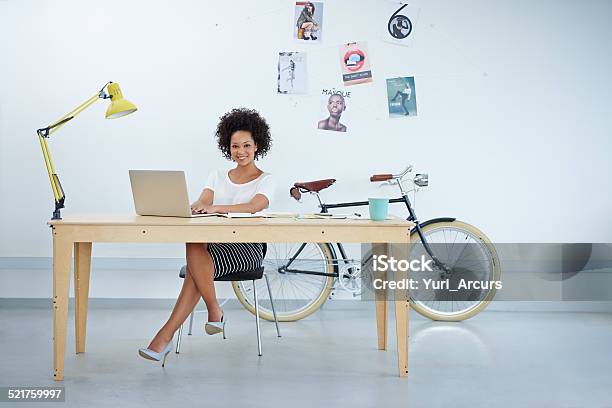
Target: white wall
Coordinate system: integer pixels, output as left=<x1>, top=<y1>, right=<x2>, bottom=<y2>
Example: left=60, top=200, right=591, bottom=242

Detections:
left=1, top=0, right=611, bottom=297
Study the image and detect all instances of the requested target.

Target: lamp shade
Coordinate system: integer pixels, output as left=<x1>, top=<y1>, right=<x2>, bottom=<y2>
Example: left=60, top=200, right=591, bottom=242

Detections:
left=105, top=82, right=137, bottom=119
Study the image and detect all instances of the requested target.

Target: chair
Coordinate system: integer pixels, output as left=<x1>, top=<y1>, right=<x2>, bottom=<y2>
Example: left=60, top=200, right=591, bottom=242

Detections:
left=175, top=243, right=280, bottom=356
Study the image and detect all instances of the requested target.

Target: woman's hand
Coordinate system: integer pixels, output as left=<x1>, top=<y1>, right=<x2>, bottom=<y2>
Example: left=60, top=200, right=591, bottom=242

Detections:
left=191, top=201, right=217, bottom=214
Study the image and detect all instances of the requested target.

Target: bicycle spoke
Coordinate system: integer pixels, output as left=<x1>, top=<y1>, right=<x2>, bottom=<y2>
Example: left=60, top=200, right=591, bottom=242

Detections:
left=235, top=242, right=333, bottom=319
left=410, top=226, right=497, bottom=316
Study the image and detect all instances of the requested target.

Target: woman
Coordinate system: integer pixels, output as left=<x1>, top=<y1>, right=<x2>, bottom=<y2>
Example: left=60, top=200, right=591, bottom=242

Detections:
left=318, top=94, right=347, bottom=132
left=296, top=2, right=318, bottom=40
left=392, top=81, right=412, bottom=116
left=138, top=108, right=274, bottom=366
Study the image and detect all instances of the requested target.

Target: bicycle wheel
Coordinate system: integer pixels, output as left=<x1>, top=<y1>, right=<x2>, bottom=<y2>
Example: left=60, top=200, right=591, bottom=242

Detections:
left=408, top=220, right=501, bottom=321
left=232, top=243, right=336, bottom=322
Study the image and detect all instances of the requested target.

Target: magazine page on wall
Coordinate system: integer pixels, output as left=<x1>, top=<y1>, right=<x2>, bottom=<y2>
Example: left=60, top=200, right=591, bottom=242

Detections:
left=381, top=1, right=420, bottom=47
left=386, top=76, right=418, bottom=117
left=317, top=87, right=353, bottom=133
left=277, top=52, right=308, bottom=94
left=293, top=1, right=324, bottom=43
left=339, top=42, right=374, bottom=86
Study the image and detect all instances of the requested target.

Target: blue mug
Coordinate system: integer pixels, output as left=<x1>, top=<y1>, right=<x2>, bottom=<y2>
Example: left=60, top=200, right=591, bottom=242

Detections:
left=368, top=198, right=389, bottom=221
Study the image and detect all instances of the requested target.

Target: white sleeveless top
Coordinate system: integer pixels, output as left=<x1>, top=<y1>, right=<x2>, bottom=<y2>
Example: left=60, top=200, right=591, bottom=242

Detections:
left=203, top=169, right=275, bottom=207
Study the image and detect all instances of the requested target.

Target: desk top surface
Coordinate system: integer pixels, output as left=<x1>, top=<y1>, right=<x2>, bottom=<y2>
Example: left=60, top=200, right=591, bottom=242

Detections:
left=48, top=214, right=414, bottom=228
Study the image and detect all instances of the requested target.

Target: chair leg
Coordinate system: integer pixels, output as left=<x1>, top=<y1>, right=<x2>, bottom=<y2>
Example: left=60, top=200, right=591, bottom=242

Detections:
left=176, top=323, right=183, bottom=354
left=253, top=280, right=262, bottom=356
left=188, top=310, right=195, bottom=335
left=264, top=273, right=281, bottom=337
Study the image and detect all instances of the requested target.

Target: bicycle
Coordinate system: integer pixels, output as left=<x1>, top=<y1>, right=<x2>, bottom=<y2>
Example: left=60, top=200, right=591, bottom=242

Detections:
left=232, top=166, right=501, bottom=322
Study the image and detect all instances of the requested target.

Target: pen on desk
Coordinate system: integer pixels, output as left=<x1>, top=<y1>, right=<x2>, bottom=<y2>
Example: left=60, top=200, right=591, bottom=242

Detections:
left=353, top=213, right=361, bottom=217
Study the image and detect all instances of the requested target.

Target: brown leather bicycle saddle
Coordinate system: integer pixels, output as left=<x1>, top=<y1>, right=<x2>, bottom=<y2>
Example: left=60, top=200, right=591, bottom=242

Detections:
left=294, top=179, right=336, bottom=192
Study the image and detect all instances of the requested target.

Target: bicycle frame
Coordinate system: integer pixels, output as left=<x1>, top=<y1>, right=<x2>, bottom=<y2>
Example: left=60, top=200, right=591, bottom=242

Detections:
left=278, top=177, right=451, bottom=278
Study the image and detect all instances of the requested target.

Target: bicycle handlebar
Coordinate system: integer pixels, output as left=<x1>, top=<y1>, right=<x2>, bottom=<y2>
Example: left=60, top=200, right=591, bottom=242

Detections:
left=370, top=165, right=413, bottom=182
left=370, top=174, right=393, bottom=182
left=394, top=165, right=413, bottom=178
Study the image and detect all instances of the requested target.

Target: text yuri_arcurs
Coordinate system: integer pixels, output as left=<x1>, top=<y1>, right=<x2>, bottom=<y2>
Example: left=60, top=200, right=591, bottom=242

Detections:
left=371, top=254, right=503, bottom=291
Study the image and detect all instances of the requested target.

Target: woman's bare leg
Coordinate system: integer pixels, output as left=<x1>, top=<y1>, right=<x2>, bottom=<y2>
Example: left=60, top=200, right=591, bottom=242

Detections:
left=147, top=270, right=201, bottom=352
left=146, top=243, right=222, bottom=352
left=301, top=22, right=314, bottom=38
left=184, top=243, right=223, bottom=322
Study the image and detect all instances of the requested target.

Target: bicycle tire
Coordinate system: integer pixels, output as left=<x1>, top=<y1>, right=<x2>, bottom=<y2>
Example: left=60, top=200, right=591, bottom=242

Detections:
left=408, top=220, right=501, bottom=321
left=232, top=242, right=336, bottom=322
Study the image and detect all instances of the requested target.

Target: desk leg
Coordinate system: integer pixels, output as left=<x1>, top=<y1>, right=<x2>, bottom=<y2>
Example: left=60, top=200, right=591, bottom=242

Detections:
left=392, top=243, right=409, bottom=377
left=74, top=242, right=92, bottom=354
left=372, top=243, right=388, bottom=351
left=52, top=230, right=72, bottom=381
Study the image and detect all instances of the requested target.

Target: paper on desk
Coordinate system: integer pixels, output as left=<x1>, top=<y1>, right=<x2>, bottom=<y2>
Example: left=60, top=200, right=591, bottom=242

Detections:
left=298, top=213, right=360, bottom=219
left=224, top=212, right=301, bottom=218
left=194, top=212, right=393, bottom=220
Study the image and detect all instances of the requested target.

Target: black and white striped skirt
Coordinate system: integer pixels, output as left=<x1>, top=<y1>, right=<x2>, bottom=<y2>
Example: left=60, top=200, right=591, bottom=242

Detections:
left=208, top=243, right=265, bottom=279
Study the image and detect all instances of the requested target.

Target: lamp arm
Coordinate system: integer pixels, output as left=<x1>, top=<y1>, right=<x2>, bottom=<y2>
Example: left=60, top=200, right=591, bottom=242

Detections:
left=39, top=94, right=99, bottom=137
left=36, top=82, right=112, bottom=219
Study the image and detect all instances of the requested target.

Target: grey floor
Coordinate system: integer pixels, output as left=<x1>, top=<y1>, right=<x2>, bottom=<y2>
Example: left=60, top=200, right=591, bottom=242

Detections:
left=1, top=300, right=611, bottom=408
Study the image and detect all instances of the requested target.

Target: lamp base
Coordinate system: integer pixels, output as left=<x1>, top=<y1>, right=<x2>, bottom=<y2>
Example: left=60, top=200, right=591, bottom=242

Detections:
left=52, top=199, right=64, bottom=220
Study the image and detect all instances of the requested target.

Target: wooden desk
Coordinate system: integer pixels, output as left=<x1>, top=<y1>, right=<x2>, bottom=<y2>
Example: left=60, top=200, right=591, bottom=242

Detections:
left=48, top=215, right=413, bottom=380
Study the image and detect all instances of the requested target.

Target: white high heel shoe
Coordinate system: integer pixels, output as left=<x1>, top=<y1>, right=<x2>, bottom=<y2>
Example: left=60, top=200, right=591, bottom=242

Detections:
left=205, top=315, right=226, bottom=339
left=138, top=341, right=173, bottom=367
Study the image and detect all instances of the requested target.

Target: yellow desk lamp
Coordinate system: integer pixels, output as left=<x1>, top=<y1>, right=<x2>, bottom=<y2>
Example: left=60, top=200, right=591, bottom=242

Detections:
left=36, top=81, right=137, bottom=220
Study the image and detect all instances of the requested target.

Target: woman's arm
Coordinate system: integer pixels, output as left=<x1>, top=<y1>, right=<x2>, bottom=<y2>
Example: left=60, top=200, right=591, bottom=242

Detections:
left=297, top=11, right=306, bottom=27
left=191, top=188, right=214, bottom=213
left=210, top=194, right=269, bottom=214
left=297, top=10, right=314, bottom=27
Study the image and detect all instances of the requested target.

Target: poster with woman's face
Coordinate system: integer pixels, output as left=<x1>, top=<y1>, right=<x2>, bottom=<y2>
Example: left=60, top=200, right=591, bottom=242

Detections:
left=386, top=76, right=417, bottom=117
left=317, top=88, right=351, bottom=132
left=339, top=42, right=373, bottom=86
left=277, top=52, right=308, bottom=94
left=293, top=2, right=324, bottom=42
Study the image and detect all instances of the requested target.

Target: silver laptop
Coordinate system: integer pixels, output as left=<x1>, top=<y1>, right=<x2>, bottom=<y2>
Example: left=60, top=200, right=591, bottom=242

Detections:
left=129, top=170, right=207, bottom=217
